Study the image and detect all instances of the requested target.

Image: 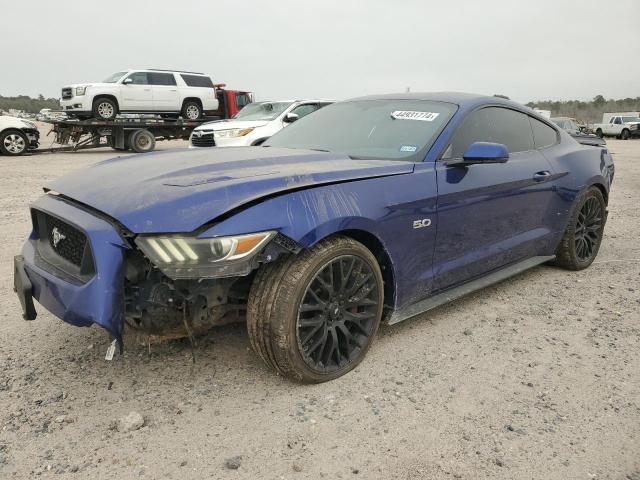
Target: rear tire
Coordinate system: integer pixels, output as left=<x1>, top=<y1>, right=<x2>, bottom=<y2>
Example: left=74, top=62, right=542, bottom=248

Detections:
left=92, top=97, right=118, bottom=120
left=554, top=186, right=606, bottom=270
left=128, top=129, right=156, bottom=153
left=181, top=100, right=202, bottom=120
left=0, top=130, right=29, bottom=156
left=246, top=236, right=384, bottom=383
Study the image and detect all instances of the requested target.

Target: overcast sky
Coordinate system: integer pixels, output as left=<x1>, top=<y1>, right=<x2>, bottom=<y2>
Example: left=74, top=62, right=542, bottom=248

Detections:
left=3, top=0, right=638, bottom=103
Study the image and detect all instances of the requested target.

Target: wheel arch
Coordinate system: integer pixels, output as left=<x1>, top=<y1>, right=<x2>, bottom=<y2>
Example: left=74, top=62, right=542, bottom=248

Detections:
left=93, top=94, right=119, bottom=108
left=591, top=181, right=608, bottom=205
left=182, top=97, right=203, bottom=108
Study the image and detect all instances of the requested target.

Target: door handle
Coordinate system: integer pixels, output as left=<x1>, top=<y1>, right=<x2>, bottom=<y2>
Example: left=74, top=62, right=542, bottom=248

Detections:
left=533, top=171, right=551, bottom=182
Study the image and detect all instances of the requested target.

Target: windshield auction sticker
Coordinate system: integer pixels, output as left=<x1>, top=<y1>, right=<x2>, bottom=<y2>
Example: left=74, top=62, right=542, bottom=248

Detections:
left=391, top=111, right=440, bottom=121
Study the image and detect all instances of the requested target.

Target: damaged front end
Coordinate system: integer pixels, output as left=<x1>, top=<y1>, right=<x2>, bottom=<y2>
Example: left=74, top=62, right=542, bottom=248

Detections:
left=123, top=232, right=296, bottom=340
left=15, top=193, right=299, bottom=346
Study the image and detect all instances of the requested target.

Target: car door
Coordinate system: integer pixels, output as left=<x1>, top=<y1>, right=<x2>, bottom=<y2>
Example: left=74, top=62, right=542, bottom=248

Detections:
left=433, top=106, right=559, bottom=291
left=605, top=117, right=619, bottom=135
left=149, top=72, right=179, bottom=111
left=120, top=72, right=153, bottom=110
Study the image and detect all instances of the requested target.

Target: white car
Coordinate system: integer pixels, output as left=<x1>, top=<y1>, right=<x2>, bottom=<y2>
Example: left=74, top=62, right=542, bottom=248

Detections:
left=60, top=69, right=219, bottom=121
left=0, top=116, right=40, bottom=156
left=189, top=100, right=333, bottom=148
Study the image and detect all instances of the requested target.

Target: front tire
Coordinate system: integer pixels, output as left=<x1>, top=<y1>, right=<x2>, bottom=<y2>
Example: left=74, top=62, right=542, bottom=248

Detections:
left=554, top=186, right=606, bottom=270
left=92, top=97, right=118, bottom=120
left=595, top=129, right=603, bottom=138
left=0, top=130, right=29, bottom=156
left=247, top=236, right=384, bottom=383
left=621, top=129, right=630, bottom=140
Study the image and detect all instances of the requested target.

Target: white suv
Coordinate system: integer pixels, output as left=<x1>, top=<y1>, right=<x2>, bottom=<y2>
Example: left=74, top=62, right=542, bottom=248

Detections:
left=60, top=69, right=219, bottom=121
left=189, top=100, right=333, bottom=148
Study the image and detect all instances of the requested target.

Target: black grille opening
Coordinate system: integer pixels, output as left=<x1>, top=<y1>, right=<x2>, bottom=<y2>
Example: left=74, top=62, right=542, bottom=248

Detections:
left=44, top=214, right=86, bottom=267
left=191, top=132, right=215, bottom=147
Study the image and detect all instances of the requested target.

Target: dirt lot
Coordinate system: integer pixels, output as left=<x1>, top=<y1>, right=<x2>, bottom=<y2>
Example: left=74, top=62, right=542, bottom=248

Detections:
left=0, top=135, right=638, bottom=480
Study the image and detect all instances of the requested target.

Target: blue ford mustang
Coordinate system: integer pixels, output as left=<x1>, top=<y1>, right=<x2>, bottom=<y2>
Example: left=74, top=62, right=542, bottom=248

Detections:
left=14, top=93, right=614, bottom=382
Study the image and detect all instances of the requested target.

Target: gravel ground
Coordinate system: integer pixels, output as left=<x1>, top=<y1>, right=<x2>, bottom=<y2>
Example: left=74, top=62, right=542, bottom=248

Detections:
left=0, top=134, right=638, bottom=479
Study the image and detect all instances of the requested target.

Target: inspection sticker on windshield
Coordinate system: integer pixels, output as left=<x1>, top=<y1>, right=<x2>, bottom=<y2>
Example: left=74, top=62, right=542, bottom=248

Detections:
left=391, top=111, right=440, bottom=122
left=400, top=145, right=418, bottom=152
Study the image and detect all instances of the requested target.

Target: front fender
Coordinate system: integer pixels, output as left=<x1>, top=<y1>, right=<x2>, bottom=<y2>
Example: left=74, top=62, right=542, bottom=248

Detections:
left=200, top=169, right=440, bottom=310
left=200, top=184, right=387, bottom=248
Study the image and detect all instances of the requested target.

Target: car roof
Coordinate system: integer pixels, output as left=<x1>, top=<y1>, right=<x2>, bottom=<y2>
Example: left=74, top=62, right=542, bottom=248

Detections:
left=345, top=91, right=524, bottom=108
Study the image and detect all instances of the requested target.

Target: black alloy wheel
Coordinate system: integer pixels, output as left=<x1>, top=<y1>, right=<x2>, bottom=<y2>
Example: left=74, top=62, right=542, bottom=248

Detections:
left=574, top=196, right=603, bottom=262
left=246, top=236, right=384, bottom=382
left=296, top=255, right=380, bottom=374
left=554, top=186, right=606, bottom=270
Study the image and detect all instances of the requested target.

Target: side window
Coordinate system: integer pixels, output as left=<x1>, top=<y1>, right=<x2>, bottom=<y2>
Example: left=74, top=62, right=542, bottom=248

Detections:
left=148, top=72, right=177, bottom=86
left=613, top=117, right=622, bottom=125
left=180, top=74, right=214, bottom=88
left=446, top=107, right=534, bottom=158
left=290, top=103, right=319, bottom=119
left=530, top=117, right=558, bottom=149
left=125, top=72, right=149, bottom=85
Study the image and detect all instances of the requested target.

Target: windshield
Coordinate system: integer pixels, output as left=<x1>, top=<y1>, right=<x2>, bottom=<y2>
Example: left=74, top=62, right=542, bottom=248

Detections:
left=232, top=102, right=292, bottom=121
left=103, top=71, right=127, bottom=83
left=265, top=99, right=457, bottom=161
left=621, top=116, right=640, bottom=123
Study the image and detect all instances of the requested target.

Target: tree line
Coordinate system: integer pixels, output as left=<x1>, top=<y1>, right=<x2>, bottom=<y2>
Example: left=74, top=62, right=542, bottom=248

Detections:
left=526, top=96, right=640, bottom=124
left=0, top=94, right=60, bottom=114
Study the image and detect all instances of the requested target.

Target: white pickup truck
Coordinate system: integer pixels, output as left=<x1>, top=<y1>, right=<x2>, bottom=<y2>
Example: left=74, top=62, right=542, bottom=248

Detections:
left=593, top=115, right=640, bottom=140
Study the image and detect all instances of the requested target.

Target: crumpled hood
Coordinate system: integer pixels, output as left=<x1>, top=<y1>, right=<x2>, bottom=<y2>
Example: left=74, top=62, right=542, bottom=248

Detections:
left=47, top=147, right=414, bottom=233
left=194, top=120, right=270, bottom=131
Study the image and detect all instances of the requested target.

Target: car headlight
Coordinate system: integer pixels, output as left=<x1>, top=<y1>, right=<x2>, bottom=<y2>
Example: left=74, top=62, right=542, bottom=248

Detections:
left=630, top=124, right=638, bottom=130
left=135, top=231, right=275, bottom=279
left=22, top=120, right=37, bottom=129
left=75, top=86, right=86, bottom=96
left=213, top=127, right=254, bottom=138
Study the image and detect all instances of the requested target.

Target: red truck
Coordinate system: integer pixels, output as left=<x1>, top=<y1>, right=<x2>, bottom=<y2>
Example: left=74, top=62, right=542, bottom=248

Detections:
left=212, top=84, right=254, bottom=119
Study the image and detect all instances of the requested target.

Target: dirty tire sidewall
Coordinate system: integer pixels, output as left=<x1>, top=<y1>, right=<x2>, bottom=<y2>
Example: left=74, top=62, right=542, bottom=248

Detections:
left=248, top=236, right=384, bottom=383
left=553, top=186, right=606, bottom=271
left=129, top=129, right=156, bottom=153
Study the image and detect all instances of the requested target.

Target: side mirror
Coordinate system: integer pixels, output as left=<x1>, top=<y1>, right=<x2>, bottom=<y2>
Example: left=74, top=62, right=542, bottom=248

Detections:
left=122, top=78, right=133, bottom=85
left=283, top=112, right=299, bottom=123
left=451, top=142, right=509, bottom=166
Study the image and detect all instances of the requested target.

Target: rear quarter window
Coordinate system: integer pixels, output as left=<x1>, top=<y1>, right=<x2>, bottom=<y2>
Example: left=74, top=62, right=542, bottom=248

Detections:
left=530, top=117, right=558, bottom=149
left=180, top=74, right=214, bottom=88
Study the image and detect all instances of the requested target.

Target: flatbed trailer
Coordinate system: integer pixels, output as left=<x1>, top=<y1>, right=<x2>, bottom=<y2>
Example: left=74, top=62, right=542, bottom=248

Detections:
left=42, top=117, right=208, bottom=153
